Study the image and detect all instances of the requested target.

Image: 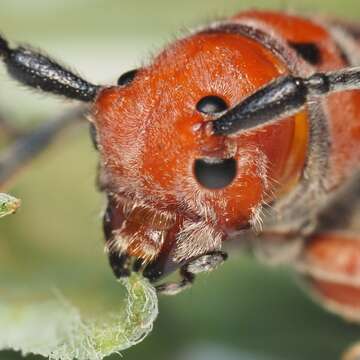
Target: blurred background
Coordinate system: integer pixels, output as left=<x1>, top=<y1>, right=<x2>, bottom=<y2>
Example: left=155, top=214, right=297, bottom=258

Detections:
left=1, top=1, right=360, bottom=359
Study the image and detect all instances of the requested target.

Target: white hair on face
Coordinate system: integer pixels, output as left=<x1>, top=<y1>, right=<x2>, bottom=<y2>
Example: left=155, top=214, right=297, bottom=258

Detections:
left=250, top=203, right=265, bottom=233
left=239, top=145, right=271, bottom=232
left=172, top=143, right=271, bottom=262
left=186, top=188, right=218, bottom=221
left=173, top=220, right=223, bottom=263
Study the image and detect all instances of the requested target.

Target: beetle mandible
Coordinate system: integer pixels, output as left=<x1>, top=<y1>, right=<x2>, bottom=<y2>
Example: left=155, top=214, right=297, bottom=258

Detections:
left=1, top=10, right=360, bottom=333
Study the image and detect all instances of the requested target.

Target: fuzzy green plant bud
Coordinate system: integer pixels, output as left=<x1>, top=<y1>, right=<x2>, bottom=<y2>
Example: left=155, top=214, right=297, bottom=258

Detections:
left=0, top=193, right=20, bottom=218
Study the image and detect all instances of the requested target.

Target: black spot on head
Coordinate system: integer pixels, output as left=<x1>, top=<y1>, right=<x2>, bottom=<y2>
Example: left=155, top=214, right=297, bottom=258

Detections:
left=117, top=69, right=138, bottom=86
left=196, top=95, right=228, bottom=114
left=194, top=158, right=237, bottom=190
left=289, top=42, right=322, bottom=65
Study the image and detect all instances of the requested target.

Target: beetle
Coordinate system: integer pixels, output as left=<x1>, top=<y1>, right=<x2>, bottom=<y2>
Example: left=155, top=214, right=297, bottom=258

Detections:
left=1, top=9, right=360, bottom=340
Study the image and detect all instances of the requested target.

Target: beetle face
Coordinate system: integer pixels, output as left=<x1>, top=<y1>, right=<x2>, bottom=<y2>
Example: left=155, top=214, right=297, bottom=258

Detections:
left=93, top=32, right=308, bottom=278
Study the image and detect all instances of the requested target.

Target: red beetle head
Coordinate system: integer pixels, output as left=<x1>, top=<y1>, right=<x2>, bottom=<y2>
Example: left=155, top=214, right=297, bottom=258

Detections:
left=92, top=32, right=308, bottom=280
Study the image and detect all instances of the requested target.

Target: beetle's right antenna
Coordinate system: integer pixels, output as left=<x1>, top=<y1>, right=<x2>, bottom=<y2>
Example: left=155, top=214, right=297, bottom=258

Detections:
left=212, top=67, right=360, bottom=136
left=0, top=34, right=100, bottom=102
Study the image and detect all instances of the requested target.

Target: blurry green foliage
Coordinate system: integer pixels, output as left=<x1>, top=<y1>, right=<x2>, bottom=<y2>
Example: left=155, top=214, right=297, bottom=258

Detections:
left=0, top=193, right=20, bottom=218
left=0, top=273, right=158, bottom=360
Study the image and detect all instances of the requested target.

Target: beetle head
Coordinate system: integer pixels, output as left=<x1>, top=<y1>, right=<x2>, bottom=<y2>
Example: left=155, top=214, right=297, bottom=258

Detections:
left=92, top=32, right=308, bottom=281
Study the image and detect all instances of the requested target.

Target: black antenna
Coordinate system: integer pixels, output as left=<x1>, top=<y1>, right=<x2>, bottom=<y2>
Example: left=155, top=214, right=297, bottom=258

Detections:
left=0, top=34, right=100, bottom=102
left=212, top=68, right=360, bottom=136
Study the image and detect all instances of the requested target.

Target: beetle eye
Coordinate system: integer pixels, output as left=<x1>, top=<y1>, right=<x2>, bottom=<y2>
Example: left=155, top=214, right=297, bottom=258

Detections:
left=194, top=158, right=237, bottom=189
left=196, top=95, right=228, bottom=114
left=117, top=69, right=138, bottom=86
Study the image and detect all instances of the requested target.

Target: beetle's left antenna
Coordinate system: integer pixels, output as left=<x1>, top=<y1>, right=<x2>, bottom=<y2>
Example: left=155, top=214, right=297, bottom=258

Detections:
left=0, top=34, right=100, bottom=102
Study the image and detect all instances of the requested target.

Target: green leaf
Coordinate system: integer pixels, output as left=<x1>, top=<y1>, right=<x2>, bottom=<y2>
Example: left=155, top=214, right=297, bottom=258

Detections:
left=0, top=273, right=158, bottom=360
left=0, top=193, right=21, bottom=218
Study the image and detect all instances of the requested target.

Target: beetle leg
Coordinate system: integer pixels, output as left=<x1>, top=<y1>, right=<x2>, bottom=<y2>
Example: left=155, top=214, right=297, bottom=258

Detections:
left=155, top=251, right=228, bottom=295
left=185, top=251, right=228, bottom=275
left=297, top=232, right=360, bottom=323
left=155, top=268, right=195, bottom=296
left=212, top=66, right=360, bottom=136
left=0, top=107, right=85, bottom=190
left=297, top=231, right=360, bottom=360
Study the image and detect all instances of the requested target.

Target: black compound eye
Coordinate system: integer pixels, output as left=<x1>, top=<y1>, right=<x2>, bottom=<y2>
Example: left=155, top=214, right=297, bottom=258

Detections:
left=288, top=42, right=322, bottom=65
left=196, top=95, right=228, bottom=114
left=117, top=69, right=138, bottom=86
left=194, top=158, right=237, bottom=189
